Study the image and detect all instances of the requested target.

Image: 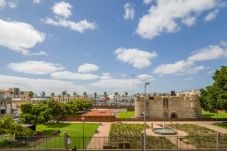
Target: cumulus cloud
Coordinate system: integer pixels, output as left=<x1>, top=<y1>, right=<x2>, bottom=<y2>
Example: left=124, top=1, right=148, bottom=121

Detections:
left=78, top=63, right=99, bottom=73
left=52, top=1, right=72, bottom=18
left=51, top=71, right=99, bottom=80
left=136, top=0, right=224, bottom=39
left=143, top=0, right=154, bottom=5
left=0, top=74, right=86, bottom=95
left=154, top=42, right=227, bottom=75
left=137, top=74, right=154, bottom=81
left=0, top=19, right=46, bottom=55
left=100, top=73, right=112, bottom=80
left=204, top=10, right=219, bottom=22
left=33, top=0, right=40, bottom=4
left=115, top=48, right=157, bottom=69
left=8, top=61, right=63, bottom=75
left=42, top=1, right=96, bottom=33
left=123, top=3, right=135, bottom=20
left=0, top=0, right=17, bottom=9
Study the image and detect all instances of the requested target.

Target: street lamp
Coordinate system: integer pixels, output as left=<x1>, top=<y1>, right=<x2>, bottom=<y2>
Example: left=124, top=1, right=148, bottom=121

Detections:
left=81, top=116, right=85, bottom=149
left=132, top=74, right=135, bottom=107
left=144, top=82, right=150, bottom=151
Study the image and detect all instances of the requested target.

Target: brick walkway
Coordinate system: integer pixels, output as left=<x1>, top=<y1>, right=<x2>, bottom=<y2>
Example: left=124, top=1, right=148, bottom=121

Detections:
left=87, top=122, right=111, bottom=149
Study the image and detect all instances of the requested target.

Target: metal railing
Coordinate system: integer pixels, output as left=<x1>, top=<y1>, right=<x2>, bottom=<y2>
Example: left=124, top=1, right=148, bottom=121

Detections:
left=0, top=134, right=227, bottom=150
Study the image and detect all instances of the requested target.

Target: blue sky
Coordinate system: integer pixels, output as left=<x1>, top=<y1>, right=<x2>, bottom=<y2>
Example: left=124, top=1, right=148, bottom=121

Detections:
left=0, top=0, right=227, bottom=95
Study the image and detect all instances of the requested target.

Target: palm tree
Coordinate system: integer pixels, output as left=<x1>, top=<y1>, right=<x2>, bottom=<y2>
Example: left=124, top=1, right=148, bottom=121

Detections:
left=103, top=92, right=107, bottom=100
left=114, top=92, right=118, bottom=107
left=83, top=92, right=87, bottom=100
left=51, top=92, right=55, bottom=98
left=40, top=91, right=45, bottom=98
left=58, top=95, right=61, bottom=102
left=28, top=91, right=34, bottom=99
left=67, top=94, right=70, bottom=102
left=124, top=92, right=128, bottom=106
left=94, top=92, right=97, bottom=106
left=62, top=90, right=67, bottom=102
left=73, top=92, right=77, bottom=99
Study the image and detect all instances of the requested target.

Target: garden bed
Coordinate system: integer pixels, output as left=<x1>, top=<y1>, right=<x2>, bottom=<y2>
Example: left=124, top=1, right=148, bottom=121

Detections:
left=166, top=124, right=227, bottom=149
left=108, top=123, right=177, bottom=149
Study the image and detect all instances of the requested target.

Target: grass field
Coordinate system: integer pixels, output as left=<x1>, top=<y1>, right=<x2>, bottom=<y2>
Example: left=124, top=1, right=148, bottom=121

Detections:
left=213, top=123, right=227, bottom=129
left=36, top=123, right=99, bottom=149
left=202, top=110, right=227, bottom=118
left=117, top=111, right=135, bottom=118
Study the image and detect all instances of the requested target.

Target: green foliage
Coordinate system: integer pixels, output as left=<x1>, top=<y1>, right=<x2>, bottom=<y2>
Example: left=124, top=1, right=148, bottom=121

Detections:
left=0, top=115, right=34, bottom=136
left=20, top=99, right=92, bottom=124
left=199, top=66, right=227, bottom=112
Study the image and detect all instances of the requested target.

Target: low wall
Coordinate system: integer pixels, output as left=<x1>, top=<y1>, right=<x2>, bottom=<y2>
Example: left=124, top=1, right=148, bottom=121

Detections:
left=63, top=115, right=116, bottom=122
left=116, top=118, right=227, bottom=121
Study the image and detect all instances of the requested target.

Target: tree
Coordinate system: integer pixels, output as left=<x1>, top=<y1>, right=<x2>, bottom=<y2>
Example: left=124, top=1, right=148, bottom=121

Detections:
left=103, top=92, right=107, bottom=100
left=62, top=90, right=67, bottom=102
left=94, top=92, right=97, bottom=106
left=73, top=92, right=77, bottom=99
left=51, top=92, right=55, bottom=98
left=114, top=92, right=118, bottom=107
left=28, top=91, right=34, bottom=99
left=41, top=91, right=45, bottom=98
left=124, top=92, right=128, bottom=106
left=199, top=66, right=227, bottom=112
left=58, top=95, right=61, bottom=102
left=67, top=94, right=70, bottom=102
left=83, top=92, right=87, bottom=100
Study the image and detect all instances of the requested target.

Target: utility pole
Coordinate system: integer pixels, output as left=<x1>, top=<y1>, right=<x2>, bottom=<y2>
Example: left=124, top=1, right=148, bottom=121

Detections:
left=144, top=82, right=150, bottom=151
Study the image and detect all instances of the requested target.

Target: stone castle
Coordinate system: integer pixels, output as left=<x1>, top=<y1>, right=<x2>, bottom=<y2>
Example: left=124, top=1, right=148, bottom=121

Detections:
left=135, top=90, right=202, bottom=118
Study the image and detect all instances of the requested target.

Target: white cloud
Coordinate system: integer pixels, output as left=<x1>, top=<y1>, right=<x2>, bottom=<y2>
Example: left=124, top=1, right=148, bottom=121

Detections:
left=123, top=3, right=135, bottom=20
left=154, top=42, right=227, bottom=76
left=115, top=48, right=157, bottom=69
left=78, top=63, right=99, bottom=73
left=33, top=0, right=40, bottom=4
left=100, top=73, right=112, bottom=80
left=136, top=0, right=224, bottom=39
left=8, top=61, right=63, bottom=75
left=204, top=10, right=219, bottom=22
left=0, top=0, right=6, bottom=9
left=0, top=74, right=86, bottom=95
left=0, top=0, right=17, bottom=9
left=0, top=19, right=46, bottom=55
left=90, top=77, right=142, bottom=90
left=137, top=74, right=153, bottom=81
left=42, top=1, right=96, bottom=33
left=52, top=1, right=72, bottom=18
left=143, top=0, right=154, bottom=5
left=188, top=43, right=227, bottom=62
left=51, top=71, right=99, bottom=80
left=42, top=17, right=96, bottom=33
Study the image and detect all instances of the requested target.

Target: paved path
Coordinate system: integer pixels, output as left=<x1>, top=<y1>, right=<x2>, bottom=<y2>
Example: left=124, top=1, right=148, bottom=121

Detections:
left=195, top=122, right=227, bottom=134
left=87, top=122, right=111, bottom=149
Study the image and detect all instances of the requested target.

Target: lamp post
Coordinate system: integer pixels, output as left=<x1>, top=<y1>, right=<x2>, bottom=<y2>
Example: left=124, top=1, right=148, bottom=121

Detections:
left=144, top=82, right=150, bottom=151
left=81, top=117, right=85, bottom=149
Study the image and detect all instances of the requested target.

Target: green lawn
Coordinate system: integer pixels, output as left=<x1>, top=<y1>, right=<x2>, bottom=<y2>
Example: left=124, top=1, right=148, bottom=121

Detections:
left=202, top=110, right=227, bottom=118
left=117, top=111, right=135, bottom=118
left=213, top=123, right=227, bottom=129
left=36, top=123, right=99, bottom=149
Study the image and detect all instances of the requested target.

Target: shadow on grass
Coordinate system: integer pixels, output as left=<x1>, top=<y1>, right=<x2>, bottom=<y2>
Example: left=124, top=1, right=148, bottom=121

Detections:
left=43, top=123, right=71, bottom=128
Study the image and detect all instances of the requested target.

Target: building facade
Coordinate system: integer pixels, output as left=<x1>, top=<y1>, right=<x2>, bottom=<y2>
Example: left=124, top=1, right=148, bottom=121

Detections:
left=135, top=90, right=202, bottom=118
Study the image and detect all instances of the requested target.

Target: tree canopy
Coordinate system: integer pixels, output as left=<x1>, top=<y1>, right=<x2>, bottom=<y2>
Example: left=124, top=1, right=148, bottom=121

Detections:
left=20, top=99, right=92, bottom=124
left=199, top=66, right=227, bottom=112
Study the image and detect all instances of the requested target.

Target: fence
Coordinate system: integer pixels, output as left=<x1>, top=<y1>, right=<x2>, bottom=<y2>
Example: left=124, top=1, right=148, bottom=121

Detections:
left=0, top=134, right=227, bottom=150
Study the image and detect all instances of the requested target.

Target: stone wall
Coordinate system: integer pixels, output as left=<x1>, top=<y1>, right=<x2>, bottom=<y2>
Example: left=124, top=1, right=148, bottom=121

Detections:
left=135, top=92, right=202, bottom=118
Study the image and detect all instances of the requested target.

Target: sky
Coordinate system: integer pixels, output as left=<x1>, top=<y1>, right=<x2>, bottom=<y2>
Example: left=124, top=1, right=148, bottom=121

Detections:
left=0, top=0, right=227, bottom=96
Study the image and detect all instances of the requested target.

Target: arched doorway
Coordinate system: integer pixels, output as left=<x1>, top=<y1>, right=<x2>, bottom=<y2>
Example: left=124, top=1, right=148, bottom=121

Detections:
left=170, top=112, right=178, bottom=118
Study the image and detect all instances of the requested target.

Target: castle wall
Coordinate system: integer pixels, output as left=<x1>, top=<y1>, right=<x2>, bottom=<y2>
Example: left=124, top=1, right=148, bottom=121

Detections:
left=135, top=92, right=202, bottom=118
